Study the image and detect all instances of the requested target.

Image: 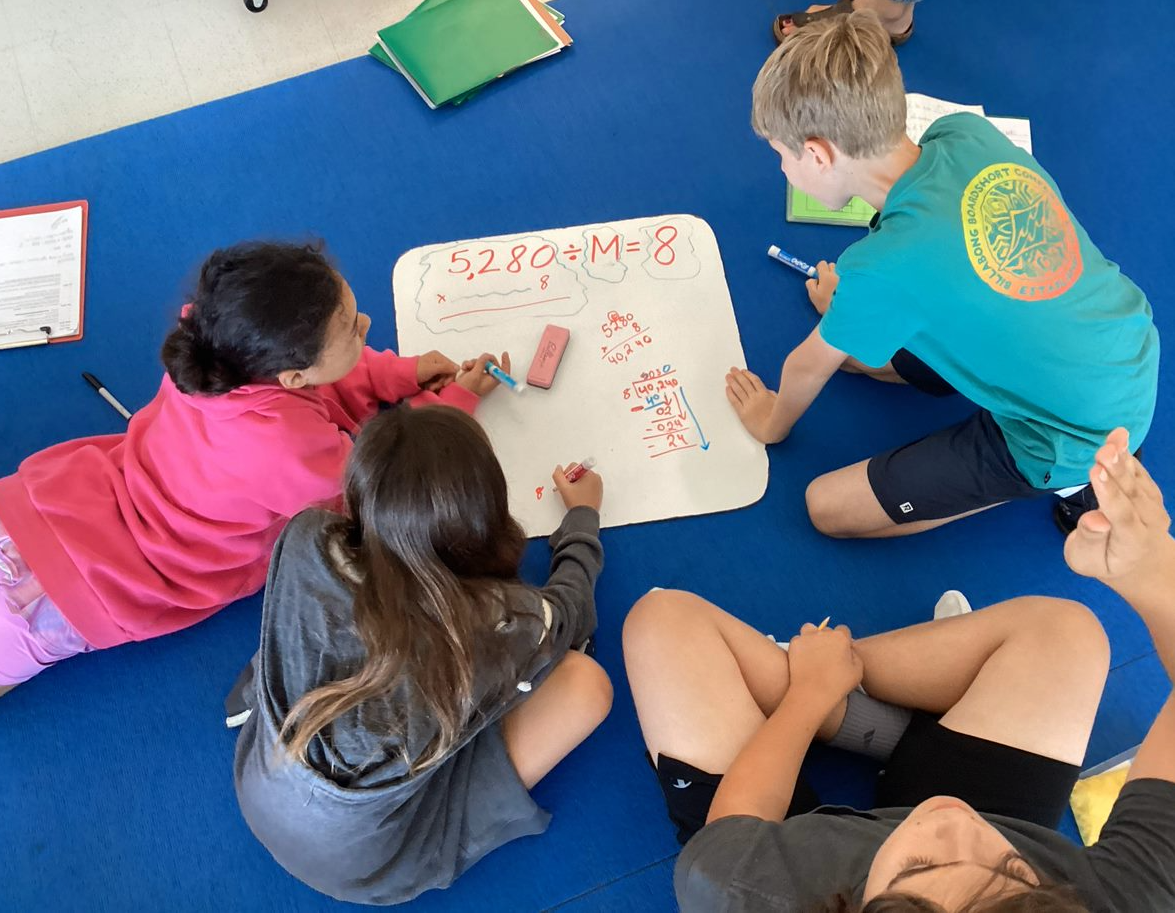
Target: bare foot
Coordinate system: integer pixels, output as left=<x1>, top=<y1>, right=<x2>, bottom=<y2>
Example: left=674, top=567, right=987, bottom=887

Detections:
left=780, top=0, right=914, bottom=38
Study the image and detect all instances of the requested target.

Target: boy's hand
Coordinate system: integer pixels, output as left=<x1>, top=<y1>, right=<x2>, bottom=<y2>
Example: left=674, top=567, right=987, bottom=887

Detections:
left=806, top=261, right=838, bottom=316
left=552, top=464, right=603, bottom=512
left=455, top=352, right=511, bottom=396
left=786, top=624, right=863, bottom=715
left=726, top=367, right=783, bottom=444
left=416, top=351, right=460, bottom=391
left=1064, top=428, right=1172, bottom=584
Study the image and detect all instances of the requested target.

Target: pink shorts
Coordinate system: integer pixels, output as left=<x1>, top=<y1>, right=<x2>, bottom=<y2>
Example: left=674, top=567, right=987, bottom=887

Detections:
left=0, top=521, right=93, bottom=686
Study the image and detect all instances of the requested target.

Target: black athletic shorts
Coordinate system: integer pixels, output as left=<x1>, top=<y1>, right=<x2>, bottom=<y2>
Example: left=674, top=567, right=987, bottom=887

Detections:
left=868, top=350, right=1048, bottom=524
left=653, top=712, right=1078, bottom=845
left=875, top=712, right=1079, bottom=827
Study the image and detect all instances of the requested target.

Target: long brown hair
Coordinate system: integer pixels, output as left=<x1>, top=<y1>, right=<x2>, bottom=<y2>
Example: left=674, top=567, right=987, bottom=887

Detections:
left=279, top=406, right=529, bottom=772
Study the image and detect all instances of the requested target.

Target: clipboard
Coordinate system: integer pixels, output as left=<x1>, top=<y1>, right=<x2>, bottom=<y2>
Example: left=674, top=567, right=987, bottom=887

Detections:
left=0, top=199, right=88, bottom=349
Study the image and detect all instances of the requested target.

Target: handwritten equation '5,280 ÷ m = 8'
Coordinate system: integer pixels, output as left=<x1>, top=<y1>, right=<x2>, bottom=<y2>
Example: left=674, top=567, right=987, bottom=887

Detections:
left=410, top=217, right=703, bottom=335
left=443, top=224, right=683, bottom=284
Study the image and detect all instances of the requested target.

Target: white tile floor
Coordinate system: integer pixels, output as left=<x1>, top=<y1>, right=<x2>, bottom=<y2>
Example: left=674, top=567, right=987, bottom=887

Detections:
left=0, top=0, right=419, bottom=164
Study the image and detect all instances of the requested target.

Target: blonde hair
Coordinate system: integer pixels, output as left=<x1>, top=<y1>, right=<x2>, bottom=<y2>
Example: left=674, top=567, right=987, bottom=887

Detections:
left=751, top=10, right=906, bottom=158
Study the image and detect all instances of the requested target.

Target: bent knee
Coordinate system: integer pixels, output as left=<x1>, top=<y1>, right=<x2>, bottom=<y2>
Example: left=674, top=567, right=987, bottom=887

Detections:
left=1008, top=596, right=1110, bottom=671
left=623, top=588, right=703, bottom=651
left=559, top=651, right=613, bottom=724
left=805, top=476, right=849, bottom=537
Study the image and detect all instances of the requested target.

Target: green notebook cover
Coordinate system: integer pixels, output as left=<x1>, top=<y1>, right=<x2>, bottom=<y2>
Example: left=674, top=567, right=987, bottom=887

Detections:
left=369, top=40, right=481, bottom=105
left=369, top=1, right=564, bottom=106
left=786, top=183, right=876, bottom=228
left=377, top=0, right=561, bottom=107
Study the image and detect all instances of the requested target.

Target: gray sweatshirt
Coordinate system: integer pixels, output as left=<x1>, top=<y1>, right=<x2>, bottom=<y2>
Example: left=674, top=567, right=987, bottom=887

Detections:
left=231, top=506, right=603, bottom=905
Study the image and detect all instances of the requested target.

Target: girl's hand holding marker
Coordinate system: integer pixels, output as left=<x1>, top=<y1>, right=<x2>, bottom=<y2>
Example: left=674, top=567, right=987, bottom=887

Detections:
left=553, top=460, right=603, bottom=512
left=455, top=352, right=512, bottom=396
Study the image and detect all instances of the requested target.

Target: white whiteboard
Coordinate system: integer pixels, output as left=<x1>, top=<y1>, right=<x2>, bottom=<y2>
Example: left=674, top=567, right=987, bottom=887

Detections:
left=393, top=214, right=768, bottom=537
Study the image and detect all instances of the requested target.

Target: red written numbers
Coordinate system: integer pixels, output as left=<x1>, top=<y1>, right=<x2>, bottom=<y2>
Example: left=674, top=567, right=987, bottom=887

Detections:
left=652, top=225, right=677, bottom=265
left=442, top=228, right=679, bottom=282
left=619, top=366, right=700, bottom=459
left=448, top=244, right=557, bottom=280
left=599, top=310, right=655, bottom=365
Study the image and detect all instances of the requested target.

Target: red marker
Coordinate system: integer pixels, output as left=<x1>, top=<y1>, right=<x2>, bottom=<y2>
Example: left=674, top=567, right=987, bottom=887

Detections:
left=563, top=457, right=597, bottom=483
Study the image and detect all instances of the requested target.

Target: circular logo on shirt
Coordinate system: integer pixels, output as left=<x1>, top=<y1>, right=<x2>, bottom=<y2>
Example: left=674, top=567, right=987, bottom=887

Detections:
left=960, top=162, right=1082, bottom=300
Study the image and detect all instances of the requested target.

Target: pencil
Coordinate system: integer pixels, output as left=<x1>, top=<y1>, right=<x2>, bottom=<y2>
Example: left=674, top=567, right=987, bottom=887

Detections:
left=817, top=616, right=831, bottom=630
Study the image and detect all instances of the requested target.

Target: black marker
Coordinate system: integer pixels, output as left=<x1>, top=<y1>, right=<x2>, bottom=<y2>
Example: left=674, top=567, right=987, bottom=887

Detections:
left=82, top=372, right=132, bottom=421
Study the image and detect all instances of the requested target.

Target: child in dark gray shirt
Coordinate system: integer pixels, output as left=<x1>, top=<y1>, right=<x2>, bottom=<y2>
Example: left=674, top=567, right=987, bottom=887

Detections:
left=229, top=405, right=612, bottom=905
left=625, top=427, right=1175, bottom=912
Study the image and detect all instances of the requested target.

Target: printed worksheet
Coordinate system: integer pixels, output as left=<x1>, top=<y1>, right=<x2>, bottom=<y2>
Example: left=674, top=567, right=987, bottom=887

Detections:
left=0, top=202, right=86, bottom=349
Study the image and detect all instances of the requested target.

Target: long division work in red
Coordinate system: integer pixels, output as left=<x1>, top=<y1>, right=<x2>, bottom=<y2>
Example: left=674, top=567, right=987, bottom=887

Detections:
left=622, top=365, right=711, bottom=459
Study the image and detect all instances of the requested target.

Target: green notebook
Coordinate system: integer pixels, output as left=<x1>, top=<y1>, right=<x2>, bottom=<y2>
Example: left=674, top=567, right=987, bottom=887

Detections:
left=376, top=0, right=562, bottom=108
left=369, top=1, right=564, bottom=106
left=786, top=183, right=876, bottom=228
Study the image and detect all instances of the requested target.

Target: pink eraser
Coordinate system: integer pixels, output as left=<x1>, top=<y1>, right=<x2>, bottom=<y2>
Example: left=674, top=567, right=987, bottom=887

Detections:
left=526, top=324, right=570, bottom=389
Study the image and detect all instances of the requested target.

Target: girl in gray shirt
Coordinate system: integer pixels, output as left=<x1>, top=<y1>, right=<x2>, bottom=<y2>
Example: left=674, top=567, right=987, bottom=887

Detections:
left=625, top=427, right=1175, bottom=911
left=229, top=404, right=611, bottom=905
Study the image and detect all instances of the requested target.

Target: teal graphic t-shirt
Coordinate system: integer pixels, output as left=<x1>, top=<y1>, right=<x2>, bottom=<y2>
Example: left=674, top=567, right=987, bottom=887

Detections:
left=818, top=113, right=1159, bottom=489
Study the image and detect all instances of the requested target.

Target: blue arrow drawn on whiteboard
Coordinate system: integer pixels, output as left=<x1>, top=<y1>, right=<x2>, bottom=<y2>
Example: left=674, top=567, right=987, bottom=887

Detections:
left=680, top=388, right=710, bottom=451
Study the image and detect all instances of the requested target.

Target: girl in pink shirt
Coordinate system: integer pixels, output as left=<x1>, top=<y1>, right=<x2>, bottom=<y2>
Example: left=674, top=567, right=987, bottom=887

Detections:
left=0, top=241, right=507, bottom=694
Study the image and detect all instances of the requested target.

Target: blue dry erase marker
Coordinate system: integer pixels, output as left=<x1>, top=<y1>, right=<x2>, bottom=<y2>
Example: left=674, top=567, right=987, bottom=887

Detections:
left=767, top=244, right=817, bottom=279
left=485, top=361, right=525, bottom=395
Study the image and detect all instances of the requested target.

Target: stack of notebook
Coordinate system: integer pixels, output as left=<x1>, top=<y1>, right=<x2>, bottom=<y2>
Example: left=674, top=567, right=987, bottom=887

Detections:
left=369, top=0, right=571, bottom=108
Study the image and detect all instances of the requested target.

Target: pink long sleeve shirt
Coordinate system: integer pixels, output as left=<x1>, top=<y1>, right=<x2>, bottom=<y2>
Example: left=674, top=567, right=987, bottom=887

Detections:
left=0, top=348, right=478, bottom=649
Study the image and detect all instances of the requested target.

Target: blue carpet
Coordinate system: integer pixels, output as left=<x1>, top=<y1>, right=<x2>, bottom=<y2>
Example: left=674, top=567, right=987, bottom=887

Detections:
left=1, top=0, right=1171, bottom=910
left=549, top=859, right=677, bottom=912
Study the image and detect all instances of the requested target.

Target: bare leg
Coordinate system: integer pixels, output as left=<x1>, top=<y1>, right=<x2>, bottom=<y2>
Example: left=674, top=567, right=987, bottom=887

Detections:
left=501, top=651, right=613, bottom=788
left=0, top=684, right=14, bottom=699
left=805, top=460, right=1002, bottom=539
left=623, top=590, right=846, bottom=773
left=852, top=597, right=1108, bottom=764
left=624, top=590, right=1107, bottom=775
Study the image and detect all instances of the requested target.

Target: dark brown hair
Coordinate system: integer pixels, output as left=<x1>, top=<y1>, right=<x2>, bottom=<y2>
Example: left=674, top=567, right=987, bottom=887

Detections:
left=161, top=240, right=342, bottom=395
left=821, top=856, right=1088, bottom=913
left=858, top=885, right=1088, bottom=912
left=279, top=406, right=531, bottom=772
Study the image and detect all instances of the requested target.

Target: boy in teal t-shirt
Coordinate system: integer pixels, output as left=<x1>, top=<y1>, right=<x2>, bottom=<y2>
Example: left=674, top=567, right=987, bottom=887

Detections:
left=728, top=11, right=1158, bottom=538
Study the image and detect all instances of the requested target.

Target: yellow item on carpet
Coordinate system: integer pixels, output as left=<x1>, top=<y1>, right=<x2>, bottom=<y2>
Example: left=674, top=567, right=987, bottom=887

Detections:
left=1070, top=760, right=1132, bottom=846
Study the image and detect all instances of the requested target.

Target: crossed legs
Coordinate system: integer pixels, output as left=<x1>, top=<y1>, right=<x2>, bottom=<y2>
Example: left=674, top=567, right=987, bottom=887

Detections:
left=624, top=588, right=1108, bottom=784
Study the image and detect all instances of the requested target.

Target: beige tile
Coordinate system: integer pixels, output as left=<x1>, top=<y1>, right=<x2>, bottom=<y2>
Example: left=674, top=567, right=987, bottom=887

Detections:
left=13, top=6, right=190, bottom=153
left=1, top=0, right=160, bottom=47
left=316, top=0, right=421, bottom=60
left=0, top=47, right=39, bottom=163
left=159, top=0, right=340, bottom=106
left=0, top=2, right=14, bottom=50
